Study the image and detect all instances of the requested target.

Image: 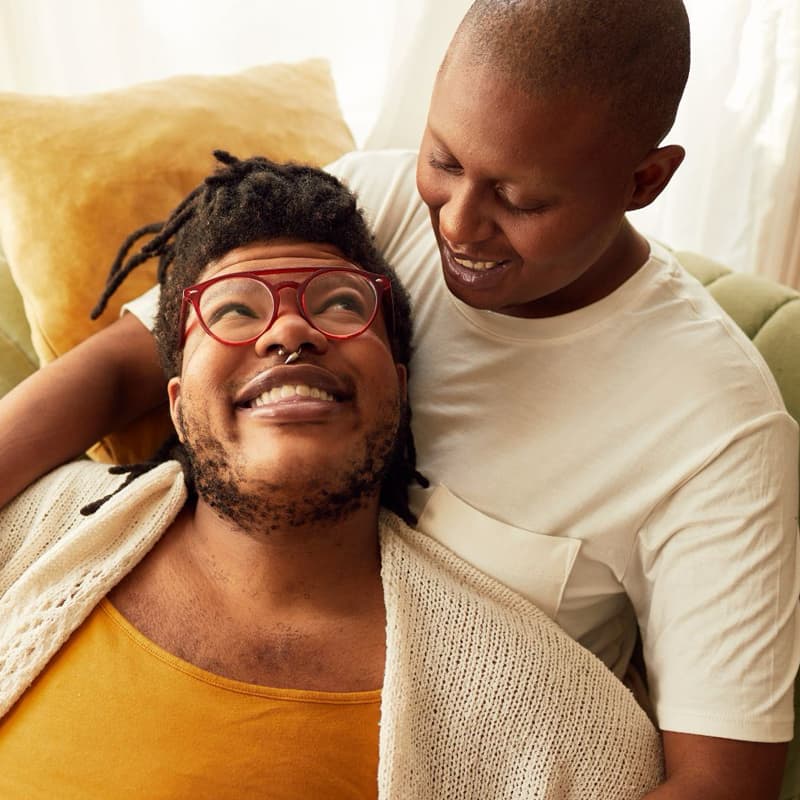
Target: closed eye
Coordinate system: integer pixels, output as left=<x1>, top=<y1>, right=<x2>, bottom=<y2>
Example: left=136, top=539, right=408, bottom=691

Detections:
left=503, top=200, right=549, bottom=216
left=496, top=188, right=549, bottom=216
left=427, top=153, right=463, bottom=175
left=207, top=302, right=260, bottom=325
left=312, top=291, right=369, bottom=317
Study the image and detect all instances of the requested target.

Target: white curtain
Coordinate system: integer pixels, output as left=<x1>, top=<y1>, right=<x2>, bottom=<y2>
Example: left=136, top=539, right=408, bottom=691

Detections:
left=0, top=0, right=398, bottom=146
left=364, top=0, right=470, bottom=150
left=632, top=0, right=800, bottom=287
left=365, top=0, right=800, bottom=289
left=1, top=0, right=798, bottom=288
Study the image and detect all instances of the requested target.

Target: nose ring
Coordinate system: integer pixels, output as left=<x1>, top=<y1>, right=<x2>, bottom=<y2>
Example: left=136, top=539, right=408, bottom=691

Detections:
left=276, top=345, right=305, bottom=364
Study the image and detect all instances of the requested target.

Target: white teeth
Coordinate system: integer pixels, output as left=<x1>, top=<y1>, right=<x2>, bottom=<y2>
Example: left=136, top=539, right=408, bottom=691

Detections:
left=452, top=255, right=503, bottom=271
left=250, top=384, right=335, bottom=407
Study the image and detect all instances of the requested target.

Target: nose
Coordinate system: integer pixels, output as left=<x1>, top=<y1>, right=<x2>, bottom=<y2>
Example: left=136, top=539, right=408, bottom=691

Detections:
left=253, top=285, right=328, bottom=359
left=437, top=181, right=495, bottom=248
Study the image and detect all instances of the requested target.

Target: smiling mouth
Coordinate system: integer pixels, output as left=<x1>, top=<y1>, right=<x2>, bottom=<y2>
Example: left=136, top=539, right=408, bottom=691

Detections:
left=450, top=254, right=508, bottom=271
left=235, top=364, right=350, bottom=411
left=245, top=383, right=337, bottom=408
left=441, top=245, right=513, bottom=289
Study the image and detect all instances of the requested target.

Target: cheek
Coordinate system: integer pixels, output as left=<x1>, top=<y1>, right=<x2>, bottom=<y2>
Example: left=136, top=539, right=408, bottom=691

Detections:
left=353, top=342, right=403, bottom=411
left=416, top=163, right=446, bottom=212
left=179, top=346, right=239, bottom=409
left=371, top=357, right=403, bottom=399
left=505, top=208, right=591, bottom=265
left=502, top=216, right=556, bottom=263
left=183, top=334, right=234, bottom=375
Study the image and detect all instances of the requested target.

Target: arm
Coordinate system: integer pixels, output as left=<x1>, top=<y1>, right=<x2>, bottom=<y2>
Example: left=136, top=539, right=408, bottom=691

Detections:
left=0, top=312, right=165, bottom=506
left=644, top=732, right=788, bottom=799
left=627, top=415, right=799, bottom=799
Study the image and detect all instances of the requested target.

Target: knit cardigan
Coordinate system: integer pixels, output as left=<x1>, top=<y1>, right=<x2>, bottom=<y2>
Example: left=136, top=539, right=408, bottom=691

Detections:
left=1, top=461, right=663, bottom=798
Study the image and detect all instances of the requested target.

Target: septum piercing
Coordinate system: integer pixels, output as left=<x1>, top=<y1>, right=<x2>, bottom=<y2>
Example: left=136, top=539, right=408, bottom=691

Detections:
left=284, top=349, right=302, bottom=364
left=277, top=345, right=304, bottom=364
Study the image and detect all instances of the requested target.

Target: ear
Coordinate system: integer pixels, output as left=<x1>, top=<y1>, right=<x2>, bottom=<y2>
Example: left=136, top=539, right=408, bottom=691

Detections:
left=627, top=144, right=685, bottom=211
left=396, top=364, right=408, bottom=402
left=167, top=377, right=186, bottom=443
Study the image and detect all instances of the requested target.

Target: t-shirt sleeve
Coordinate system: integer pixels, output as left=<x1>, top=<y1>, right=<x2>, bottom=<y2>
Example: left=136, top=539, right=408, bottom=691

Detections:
left=121, top=284, right=160, bottom=333
left=626, top=411, right=800, bottom=742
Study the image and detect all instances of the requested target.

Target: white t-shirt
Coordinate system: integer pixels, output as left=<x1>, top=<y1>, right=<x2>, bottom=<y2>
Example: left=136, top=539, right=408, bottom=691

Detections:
left=127, top=149, right=800, bottom=742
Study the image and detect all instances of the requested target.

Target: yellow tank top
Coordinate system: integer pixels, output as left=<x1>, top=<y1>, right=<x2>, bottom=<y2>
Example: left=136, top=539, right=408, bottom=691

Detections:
left=0, top=599, right=381, bottom=799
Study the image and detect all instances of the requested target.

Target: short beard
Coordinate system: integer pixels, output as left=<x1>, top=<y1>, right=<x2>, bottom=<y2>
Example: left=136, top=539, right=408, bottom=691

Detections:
left=177, top=400, right=402, bottom=534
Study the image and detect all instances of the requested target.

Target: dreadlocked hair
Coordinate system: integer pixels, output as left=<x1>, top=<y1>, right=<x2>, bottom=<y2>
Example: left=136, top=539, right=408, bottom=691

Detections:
left=84, top=150, right=426, bottom=523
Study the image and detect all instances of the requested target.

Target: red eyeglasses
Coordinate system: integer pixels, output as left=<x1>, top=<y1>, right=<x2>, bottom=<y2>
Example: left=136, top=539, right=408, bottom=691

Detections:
left=179, top=266, right=393, bottom=347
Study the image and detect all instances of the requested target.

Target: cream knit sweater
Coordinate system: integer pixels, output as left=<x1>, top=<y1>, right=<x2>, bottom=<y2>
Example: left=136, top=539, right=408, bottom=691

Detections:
left=1, top=461, right=663, bottom=798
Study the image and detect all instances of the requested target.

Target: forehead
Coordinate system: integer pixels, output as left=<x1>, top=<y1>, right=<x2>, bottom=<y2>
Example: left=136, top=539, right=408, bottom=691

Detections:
left=201, top=240, right=362, bottom=281
left=428, top=58, right=626, bottom=184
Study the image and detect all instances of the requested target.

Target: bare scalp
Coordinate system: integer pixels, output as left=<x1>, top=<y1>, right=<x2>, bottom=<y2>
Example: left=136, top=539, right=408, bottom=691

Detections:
left=447, top=0, right=690, bottom=153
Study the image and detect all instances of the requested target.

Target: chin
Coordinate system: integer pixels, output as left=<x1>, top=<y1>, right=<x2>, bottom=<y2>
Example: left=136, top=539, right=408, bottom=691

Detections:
left=440, top=272, right=503, bottom=312
left=246, top=453, right=337, bottom=485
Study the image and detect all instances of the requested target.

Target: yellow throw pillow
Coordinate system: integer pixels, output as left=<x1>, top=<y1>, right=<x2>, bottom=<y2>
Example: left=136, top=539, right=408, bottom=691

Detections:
left=0, top=60, right=355, bottom=464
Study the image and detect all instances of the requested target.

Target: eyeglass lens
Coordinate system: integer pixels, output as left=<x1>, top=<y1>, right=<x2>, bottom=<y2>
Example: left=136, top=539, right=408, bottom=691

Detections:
left=198, top=271, right=379, bottom=342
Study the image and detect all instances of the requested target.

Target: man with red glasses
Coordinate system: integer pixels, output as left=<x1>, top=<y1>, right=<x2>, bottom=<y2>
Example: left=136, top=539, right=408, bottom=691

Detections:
left=0, top=154, right=663, bottom=797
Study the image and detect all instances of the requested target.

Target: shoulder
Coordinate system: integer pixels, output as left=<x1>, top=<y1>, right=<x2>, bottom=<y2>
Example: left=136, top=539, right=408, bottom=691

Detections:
left=325, top=148, right=418, bottom=191
left=6, top=458, right=183, bottom=510
left=326, top=150, right=423, bottom=227
left=122, top=285, right=160, bottom=331
left=0, top=460, right=185, bottom=567
left=627, top=242, right=791, bottom=430
left=1, top=460, right=128, bottom=534
left=647, top=242, right=779, bottom=373
left=325, top=150, right=432, bottom=274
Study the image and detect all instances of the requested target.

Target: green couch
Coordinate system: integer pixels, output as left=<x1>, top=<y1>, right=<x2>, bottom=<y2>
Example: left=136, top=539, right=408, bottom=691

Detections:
left=0, top=247, right=36, bottom=396
left=1, top=246, right=799, bottom=796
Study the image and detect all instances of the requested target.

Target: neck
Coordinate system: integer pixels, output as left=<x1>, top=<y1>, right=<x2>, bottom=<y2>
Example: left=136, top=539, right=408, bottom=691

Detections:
left=177, top=495, right=384, bottom=616
left=109, top=493, right=387, bottom=691
left=514, top=219, right=651, bottom=318
left=563, top=219, right=651, bottom=311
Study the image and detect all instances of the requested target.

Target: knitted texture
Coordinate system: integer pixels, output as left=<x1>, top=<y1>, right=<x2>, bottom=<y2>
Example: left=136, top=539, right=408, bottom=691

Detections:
left=379, top=511, right=664, bottom=799
left=1, top=464, right=663, bottom=796
left=0, top=460, right=186, bottom=717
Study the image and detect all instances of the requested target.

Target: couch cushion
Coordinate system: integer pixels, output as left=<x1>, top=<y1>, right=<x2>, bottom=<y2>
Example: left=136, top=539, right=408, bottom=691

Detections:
left=0, top=60, right=355, bottom=463
left=0, top=244, right=36, bottom=397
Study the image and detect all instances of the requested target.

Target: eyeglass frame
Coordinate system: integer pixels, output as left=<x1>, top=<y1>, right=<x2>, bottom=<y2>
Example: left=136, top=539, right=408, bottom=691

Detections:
left=178, top=265, right=395, bottom=348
